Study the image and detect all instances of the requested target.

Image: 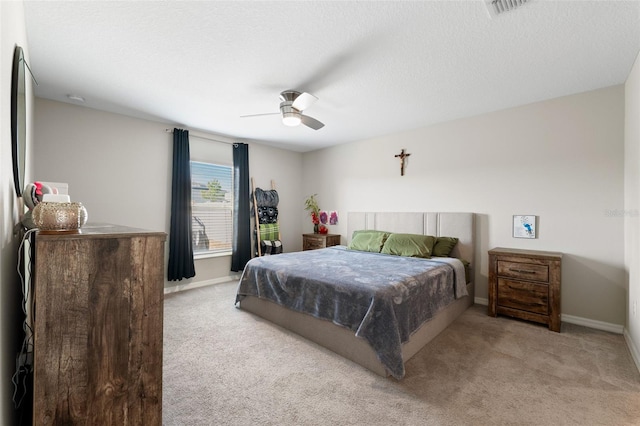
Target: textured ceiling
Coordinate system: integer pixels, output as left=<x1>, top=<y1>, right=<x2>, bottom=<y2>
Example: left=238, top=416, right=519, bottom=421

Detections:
left=23, top=0, right=640, bottom=152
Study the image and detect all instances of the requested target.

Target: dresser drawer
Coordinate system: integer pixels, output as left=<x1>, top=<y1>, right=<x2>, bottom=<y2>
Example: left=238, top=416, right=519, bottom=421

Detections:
left=497, top=260, right=549, bottom=282
left=497, top=278, right=549, bottom=315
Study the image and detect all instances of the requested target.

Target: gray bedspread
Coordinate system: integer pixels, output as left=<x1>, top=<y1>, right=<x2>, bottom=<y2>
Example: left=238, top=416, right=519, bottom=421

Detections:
left=235, top=246, right=468, bottom=379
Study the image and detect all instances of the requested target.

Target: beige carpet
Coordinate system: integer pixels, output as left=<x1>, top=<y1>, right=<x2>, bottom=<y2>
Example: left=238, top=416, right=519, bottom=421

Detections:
left=163, top=282, right=640, bottom=426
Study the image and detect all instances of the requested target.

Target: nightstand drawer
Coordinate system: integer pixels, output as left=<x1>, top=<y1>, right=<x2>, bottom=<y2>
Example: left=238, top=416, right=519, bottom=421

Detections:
left=302, top=234, right=341, bottom=251
left=497, top=278, right=549, bottom=315
left=497, top=260, right=549, bottom=282
left=304, top=237, right=325, bottom=250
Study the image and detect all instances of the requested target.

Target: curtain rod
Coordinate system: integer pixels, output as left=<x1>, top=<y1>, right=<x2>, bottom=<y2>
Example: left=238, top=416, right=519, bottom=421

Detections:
left=164, top=128, right=238, bottom=146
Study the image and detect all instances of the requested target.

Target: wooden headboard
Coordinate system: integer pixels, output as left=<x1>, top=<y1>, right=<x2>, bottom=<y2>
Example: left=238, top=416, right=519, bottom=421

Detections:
left=347, top=212, right=475, bottom=264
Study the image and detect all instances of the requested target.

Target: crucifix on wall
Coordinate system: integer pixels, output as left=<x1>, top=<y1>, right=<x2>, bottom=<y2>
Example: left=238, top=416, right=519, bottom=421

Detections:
left=394, top=149, right=411, bottom=176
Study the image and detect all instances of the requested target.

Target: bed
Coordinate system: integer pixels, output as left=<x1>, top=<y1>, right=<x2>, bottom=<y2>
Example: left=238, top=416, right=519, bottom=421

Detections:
left=235, top=212, right=475, bottom=379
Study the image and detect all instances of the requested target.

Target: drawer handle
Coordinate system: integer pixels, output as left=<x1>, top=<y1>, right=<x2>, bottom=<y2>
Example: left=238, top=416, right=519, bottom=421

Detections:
left=508, top=268, right=537, bottom=274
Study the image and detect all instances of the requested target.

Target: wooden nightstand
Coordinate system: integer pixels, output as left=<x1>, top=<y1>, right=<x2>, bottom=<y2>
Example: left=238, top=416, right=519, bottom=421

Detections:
left=488, top=247, right=562, bottom=332
left=302, top=233, right=341, bottom=251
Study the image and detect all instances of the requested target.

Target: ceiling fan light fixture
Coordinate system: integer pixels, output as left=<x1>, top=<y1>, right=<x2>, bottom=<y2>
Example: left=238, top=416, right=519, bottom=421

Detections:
left=282, top=112, right=301, bottom=127
left=242, top=90, right=324, bottom=130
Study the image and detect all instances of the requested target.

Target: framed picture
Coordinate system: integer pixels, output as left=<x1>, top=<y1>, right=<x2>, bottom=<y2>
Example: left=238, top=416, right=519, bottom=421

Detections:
left=513, top=215, right=537, bottom=239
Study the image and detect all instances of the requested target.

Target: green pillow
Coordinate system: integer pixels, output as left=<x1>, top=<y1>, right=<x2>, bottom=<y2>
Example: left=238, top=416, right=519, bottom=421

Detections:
left=348, top=231, right=390, bottom=253
left=352, top=229, right=390, bottom=238
left=381, top=233, right=436, bottom=258
left=432, top=236, right=459, bottom=257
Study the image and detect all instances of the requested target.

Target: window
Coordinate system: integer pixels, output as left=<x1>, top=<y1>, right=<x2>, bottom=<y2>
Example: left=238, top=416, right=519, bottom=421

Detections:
left=191, top=161, right=233, bottom=256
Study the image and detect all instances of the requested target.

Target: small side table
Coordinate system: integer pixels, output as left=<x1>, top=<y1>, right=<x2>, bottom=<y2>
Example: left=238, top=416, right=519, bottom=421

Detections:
left=302, top=233, right=341, bottom=251
left=488, top=247, right=562, bottom=332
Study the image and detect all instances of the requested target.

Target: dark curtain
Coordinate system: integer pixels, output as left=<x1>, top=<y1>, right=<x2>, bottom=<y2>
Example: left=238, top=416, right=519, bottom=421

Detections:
left=231, top=143, right=251, bottom=271
left=168, top=128, right=196, bottom=281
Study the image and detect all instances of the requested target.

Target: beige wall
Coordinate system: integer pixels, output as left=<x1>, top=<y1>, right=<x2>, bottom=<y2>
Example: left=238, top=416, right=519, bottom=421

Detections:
left=33, top=98, right=304, bottom=291
left=302, top=85, right=626, bottom=327
left=1, top=1, right=34, bottom=423
left=625, top=51, right=640, bottom=367
left=31, top=76, right=631, bottom=329
left=34, top=86, right=627, bottom=327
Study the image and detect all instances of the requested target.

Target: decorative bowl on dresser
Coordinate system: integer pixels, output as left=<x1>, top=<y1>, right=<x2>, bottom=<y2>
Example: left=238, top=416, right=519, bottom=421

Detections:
left=302, top=233, right=341, bottom=251
left=488, top=247, right=563, bottom=332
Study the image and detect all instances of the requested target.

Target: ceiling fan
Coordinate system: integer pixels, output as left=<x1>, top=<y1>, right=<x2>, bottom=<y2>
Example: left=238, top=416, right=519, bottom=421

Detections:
left=241, top=90, right=325, bottom=130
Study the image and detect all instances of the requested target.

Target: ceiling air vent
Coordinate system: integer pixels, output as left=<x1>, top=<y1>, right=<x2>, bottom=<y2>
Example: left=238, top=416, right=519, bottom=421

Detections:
left=485, top=0, right=531, bottom=18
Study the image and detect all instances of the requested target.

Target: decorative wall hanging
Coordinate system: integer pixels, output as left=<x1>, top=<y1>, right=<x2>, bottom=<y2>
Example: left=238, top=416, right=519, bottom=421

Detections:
left=394, top=149, right=411, bottom=176
left=513, top=215, right=537, bottom=238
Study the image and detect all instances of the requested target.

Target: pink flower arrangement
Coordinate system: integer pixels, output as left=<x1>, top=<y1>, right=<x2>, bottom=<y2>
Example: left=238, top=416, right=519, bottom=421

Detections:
left=305, top=194, right=339, bottom=233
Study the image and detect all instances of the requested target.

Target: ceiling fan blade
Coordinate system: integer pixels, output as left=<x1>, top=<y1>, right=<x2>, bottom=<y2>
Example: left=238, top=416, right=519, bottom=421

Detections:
left=292, top=92, right=318, bottom=111
left=240, top=112, right=279, bottom=118
left=301, top=114, right=324, bottom=130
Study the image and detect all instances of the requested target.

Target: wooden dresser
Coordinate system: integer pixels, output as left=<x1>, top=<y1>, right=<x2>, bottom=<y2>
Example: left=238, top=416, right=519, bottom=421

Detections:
left=302, top=233, right=341, bottom=250
left=488, top=247, right=562, bottom=332
left=32, top=224, right=166, bottom=425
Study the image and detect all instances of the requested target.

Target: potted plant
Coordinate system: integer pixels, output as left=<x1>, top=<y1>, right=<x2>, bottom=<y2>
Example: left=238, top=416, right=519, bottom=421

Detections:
left=304, top=194, right=320, bottom=233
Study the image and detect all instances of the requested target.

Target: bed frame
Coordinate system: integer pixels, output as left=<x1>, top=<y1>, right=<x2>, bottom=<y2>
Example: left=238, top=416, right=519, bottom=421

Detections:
left=238, top=212, right=475, bottom=378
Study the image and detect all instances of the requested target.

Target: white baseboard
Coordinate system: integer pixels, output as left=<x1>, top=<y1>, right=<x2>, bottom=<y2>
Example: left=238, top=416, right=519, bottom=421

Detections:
left=164, top=275, right=241, bottom=295
left=561, top=314, right=624, bottom=334
left=473, top=297, right=624, bottom=334
left=475, top=297, right=488, bottom=306
left=624, top=329, right=640, bottom=374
